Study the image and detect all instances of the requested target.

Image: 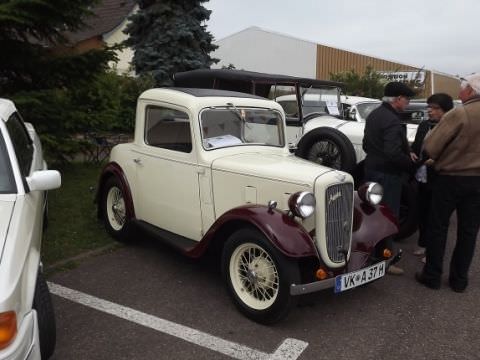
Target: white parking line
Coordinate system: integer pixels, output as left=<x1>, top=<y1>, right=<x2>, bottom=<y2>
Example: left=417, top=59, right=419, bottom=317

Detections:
left=48, top=282, right=308, bottom=360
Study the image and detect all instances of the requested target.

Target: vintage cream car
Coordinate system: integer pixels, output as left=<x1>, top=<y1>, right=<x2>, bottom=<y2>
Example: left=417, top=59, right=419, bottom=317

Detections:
left=174, top=69, right=420, bottom=239
left=97, top=88, right=400, bottom=324
left=0, top=99, right=60, bottom=359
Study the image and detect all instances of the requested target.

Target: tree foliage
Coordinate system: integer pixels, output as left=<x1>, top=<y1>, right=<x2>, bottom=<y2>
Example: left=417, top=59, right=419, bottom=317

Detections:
left=124, top=0, right=218, bottom=85
left=0, top=0, right=129, bottom=165
left=13, top=72, right=155, bottom=165
left=330, top=66, right=387, bottom=99
left=0, top=0, right=116, bottom=93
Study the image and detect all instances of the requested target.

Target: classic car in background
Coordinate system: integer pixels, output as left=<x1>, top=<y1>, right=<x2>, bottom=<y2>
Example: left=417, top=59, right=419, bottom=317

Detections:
left=97, top=88, right=401, bottom=324
left=0, top=99, right=60, bottom=360
left=173, top=69, right=420, bottom=239
left=341, top=95, right=381, bottom=122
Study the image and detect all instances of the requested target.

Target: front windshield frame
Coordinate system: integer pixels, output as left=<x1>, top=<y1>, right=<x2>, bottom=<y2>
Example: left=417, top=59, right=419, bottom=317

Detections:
left=0, top=131, right=17, bottom=194
left=299, top=86, right=342, bottom=119
left=356, top=102, right=381, bottom=122
left=199, top=106, right=285, bottom=150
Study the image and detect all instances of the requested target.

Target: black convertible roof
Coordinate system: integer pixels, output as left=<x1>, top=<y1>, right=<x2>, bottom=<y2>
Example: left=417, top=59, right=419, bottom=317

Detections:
left=172, top=87, right=265, bottom=99
left=173, top=69, right=345, bottom=98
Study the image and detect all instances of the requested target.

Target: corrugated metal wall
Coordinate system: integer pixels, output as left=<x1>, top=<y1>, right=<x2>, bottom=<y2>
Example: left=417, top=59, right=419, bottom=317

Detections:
left=316, top=44, right=419, bottom=79
left=315, top=44, right=463, bottom=98
left=432, top=73, right=461, bottom=98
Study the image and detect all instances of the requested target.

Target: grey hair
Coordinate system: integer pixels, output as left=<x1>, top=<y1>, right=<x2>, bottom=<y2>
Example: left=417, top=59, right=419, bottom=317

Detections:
left=382, top=96, right=397, bottom=103
left=461, top=73, right=480, bottom=95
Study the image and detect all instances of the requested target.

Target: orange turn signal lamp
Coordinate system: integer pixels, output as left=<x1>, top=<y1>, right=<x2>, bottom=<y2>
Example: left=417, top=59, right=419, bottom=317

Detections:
left=383, top=248, right=393, bottom=259
left=0, top=311, right=17, bottom=350
left=316, top=268, right=328, bottom=280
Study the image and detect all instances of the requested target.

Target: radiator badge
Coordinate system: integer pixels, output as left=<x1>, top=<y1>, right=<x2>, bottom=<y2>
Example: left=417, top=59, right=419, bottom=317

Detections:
left=329, top=191, right=342, bottom=204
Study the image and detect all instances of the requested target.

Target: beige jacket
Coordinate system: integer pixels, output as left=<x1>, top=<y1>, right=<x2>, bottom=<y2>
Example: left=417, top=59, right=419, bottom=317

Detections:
left=424, top=96, right=480, bottom=176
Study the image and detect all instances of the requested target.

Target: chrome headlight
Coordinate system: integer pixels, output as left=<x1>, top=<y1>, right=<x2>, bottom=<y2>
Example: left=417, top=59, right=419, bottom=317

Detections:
left=288, top=191, right=316, bottom=218
left=358, top=182, right=383, bottom=205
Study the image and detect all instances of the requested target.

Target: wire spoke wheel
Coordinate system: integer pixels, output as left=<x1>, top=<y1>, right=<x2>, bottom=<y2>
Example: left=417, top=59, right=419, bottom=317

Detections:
left=102, top=176, right=130, bottom=241
left=230, top=242, right=279, bottom=309
left=307, top=139, right=342, bottom=169
left=222, top=228, right=300, bottom=324
left=106, top=186, right=126, bottom=231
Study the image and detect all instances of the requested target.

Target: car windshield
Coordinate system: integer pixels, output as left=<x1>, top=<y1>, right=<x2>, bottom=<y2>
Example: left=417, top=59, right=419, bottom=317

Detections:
left=300, top=86, right=342, bottom=117
left=0, top=131, right=16, bottom=194
left=356, top=102, right=381, bottom=121
left=200, top=107, right=284, bottom=149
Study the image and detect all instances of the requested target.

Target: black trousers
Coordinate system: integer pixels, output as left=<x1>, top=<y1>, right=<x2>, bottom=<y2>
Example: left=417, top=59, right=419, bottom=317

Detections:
left=424, top=175, right=480, bottom=286
left=417, top=181, right=433, bottom=248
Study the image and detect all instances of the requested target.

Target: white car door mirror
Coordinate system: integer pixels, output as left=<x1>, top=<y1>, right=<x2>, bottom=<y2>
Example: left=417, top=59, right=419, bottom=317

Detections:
left=26, top=170, right=61, bottom=191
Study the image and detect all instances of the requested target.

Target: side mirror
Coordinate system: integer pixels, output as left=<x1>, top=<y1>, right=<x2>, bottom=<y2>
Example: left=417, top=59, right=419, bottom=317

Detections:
left=26, top=170, right=61, bottom=191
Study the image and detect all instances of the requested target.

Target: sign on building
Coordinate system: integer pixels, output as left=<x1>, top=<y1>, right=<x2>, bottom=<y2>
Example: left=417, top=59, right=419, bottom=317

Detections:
left=379, top=71, right=425, bottom=87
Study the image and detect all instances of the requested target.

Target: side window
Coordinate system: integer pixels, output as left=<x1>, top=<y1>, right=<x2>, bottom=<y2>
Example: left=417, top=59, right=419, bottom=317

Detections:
left=144, top=106, right=192, bottom=153
left=6, top=113, right=33, bottom=176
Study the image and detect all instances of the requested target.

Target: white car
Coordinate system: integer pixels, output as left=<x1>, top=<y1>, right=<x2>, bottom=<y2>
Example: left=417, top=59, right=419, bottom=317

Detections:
left=0, top=99, right=61, bottom=359
left=97, top=88, right=400, bottom=324
left=341, top=95, right=381, bottom=122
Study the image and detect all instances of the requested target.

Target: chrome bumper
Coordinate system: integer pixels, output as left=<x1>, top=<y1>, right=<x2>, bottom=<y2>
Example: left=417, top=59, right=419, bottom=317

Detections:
left=290, top=250, right=403, bottom=296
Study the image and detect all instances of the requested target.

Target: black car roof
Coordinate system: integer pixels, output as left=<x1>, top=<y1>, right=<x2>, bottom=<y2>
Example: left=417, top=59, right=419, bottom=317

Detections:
left=172, top=87, right=265, bottom=99
left=173, top=69, right=345, bottom=98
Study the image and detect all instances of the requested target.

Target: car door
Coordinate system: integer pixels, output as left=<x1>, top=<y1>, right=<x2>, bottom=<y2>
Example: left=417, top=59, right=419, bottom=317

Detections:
left=133, top=103, right=203, bottom=241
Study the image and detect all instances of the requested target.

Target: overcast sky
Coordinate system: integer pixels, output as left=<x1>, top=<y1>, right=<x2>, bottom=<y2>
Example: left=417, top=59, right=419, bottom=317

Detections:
left=205, top=0, right=478, bottom=77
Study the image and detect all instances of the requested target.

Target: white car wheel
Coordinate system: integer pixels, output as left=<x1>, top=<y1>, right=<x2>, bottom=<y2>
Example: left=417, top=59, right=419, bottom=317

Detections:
left=102, top=177, right=130, bottom=241
left=222, top=228, right=299, bottom=324
left=106, top=185, right=126, bottom=231
left=229, top=242, right=279, bottom=310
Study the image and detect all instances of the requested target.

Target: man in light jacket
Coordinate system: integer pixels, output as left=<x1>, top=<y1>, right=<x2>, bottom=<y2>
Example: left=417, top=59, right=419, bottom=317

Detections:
left=416, top=73, right=480, bottom=292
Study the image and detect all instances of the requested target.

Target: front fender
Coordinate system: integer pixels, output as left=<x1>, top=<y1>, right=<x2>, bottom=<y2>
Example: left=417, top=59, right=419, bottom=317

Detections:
left=188, top=205, right=317, bottom=258
left=351, top=193, right=398, bottom=253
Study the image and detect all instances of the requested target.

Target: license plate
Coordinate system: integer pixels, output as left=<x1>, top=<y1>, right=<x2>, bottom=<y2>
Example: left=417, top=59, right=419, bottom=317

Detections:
left=334, top=261, right=386, bottom=293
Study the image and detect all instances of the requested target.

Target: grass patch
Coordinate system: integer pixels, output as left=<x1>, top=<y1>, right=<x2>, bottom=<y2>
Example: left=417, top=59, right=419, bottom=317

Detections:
left=42, top=162, right=116, bottom=266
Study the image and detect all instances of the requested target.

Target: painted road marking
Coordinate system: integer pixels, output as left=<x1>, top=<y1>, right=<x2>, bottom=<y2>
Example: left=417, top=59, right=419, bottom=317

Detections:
left=48, top=282, right=309, bottom=360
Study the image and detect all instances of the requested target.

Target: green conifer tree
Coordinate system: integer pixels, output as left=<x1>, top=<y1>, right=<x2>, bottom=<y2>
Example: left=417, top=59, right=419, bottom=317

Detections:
left=124, top=0, right=218, bottom=85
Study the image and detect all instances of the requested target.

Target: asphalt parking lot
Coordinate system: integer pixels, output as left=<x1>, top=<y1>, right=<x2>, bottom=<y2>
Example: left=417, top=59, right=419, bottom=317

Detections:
left=48, top=216, right=480, bottom=360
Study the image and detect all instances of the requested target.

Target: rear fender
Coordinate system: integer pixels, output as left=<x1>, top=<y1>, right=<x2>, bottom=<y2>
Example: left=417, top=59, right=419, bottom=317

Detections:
left=187, top=205, right=317, bottom=258
left=96, top=162, right=135, bottom=220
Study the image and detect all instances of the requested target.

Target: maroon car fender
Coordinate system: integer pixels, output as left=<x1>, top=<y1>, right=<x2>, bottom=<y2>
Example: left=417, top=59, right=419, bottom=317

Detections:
left=96, top=161, right=136, bottom=220
left=187, top=205, right=317, bottom=258
left=351, top=193, right=398, bottom=253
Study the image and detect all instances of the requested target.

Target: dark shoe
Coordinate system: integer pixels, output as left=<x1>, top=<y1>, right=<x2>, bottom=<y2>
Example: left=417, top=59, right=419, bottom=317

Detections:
left=448, top=279, right=467, bottom=293
left=415, top=272, right=441, bottom=289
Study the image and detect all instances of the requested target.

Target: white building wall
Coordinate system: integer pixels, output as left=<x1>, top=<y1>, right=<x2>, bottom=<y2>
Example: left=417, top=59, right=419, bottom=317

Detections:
left=212, top=27, right=317, bottom=78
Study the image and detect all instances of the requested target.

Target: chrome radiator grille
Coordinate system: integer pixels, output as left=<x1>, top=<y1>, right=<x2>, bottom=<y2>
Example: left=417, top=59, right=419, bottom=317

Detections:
left=325, top=183, right=354, bottom=263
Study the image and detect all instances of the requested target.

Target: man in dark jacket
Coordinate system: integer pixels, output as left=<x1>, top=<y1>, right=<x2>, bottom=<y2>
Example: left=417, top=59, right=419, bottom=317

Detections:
left=363, top=81, right=416, bottom=275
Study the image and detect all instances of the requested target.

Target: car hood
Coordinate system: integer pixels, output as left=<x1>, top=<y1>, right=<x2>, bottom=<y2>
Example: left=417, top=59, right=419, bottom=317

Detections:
left=0, top=198, right=15, bottom=264
left=211, top=152, right=333, bottom=185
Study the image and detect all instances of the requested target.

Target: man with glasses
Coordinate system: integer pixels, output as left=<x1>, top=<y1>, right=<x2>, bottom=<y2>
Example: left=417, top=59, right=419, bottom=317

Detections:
left=416, top=73, right=480, bottom=292
left=363, top=81, right=416, bottom=275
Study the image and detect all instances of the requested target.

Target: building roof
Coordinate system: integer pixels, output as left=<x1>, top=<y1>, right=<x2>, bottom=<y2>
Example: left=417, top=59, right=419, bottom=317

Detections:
left=66, top=0, right=136, bottom=43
